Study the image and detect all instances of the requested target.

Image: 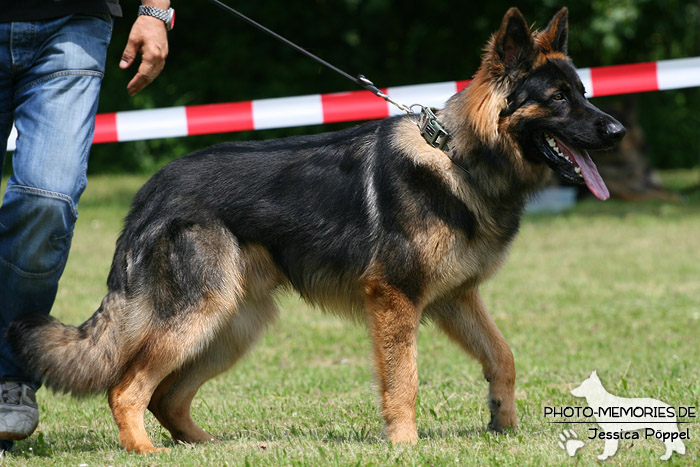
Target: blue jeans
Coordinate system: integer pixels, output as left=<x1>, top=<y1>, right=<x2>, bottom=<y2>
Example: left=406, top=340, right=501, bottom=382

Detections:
left=0, top=15, right=112, bottom=388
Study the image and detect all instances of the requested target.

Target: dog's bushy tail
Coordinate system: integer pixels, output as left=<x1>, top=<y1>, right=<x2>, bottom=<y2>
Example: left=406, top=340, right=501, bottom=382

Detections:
left=7, top=292, right=134, bottom=396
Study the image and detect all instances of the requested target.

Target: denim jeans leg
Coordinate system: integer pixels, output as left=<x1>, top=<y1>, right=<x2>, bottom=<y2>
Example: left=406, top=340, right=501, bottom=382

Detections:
left=0, top=15, right=112, bottom=386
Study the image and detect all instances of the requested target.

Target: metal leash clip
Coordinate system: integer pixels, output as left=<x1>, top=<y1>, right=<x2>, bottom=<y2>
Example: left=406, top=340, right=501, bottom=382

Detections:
left=357, top=77, right=451, bottom=152
left=417, top=106, right=450, bottom=150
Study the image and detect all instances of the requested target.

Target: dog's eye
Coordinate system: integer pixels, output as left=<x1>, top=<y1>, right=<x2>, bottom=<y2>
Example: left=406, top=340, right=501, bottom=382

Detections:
left=552, top=93, right=565, bottom=101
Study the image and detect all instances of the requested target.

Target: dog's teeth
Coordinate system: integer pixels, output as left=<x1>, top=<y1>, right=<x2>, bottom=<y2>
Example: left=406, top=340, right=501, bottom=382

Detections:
left=575, top=167, right=582, bottom=174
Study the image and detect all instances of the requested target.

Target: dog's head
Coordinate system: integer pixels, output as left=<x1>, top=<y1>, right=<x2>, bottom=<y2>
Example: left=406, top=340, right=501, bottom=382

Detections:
left=460, top=7, right=625, bottom=200
left=570, top=370, right=603, bottom=398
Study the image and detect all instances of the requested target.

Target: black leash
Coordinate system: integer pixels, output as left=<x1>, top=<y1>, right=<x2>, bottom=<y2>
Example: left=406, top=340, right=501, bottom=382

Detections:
left=207, top=0, right=451, bottom=150
left=207, top=0, right=385, bottom=99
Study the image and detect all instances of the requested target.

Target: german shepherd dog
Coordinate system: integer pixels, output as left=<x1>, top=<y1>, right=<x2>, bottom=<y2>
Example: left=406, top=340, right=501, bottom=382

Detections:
left=9, top=7, right=624, bottom=453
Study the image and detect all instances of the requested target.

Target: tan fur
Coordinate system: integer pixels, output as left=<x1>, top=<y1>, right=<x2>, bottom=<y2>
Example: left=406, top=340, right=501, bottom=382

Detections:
left=390, top=120, right=520, bottom=305
left=363, top=279, right=421, bottom=443
left=239, top=243, right=285, bottom=298
left=427, top=288, right=516, bottom=430
left=109, top=233, right=285, bottom=453
left=149, top=296, right=278, bottom=446
left=534, top=7, right=569, bottom=54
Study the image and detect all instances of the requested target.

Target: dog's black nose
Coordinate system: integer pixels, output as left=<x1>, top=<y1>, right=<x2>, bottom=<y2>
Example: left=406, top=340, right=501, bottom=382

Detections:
left=603, top=120, right=626, bottom=142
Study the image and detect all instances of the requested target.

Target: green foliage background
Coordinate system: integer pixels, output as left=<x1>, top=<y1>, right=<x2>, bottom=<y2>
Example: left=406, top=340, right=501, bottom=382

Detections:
left=89, top=0, right=700, bottom=173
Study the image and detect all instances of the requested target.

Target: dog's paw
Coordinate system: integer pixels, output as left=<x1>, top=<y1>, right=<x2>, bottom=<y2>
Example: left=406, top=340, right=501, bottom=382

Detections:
left=558, top=429, right=584, bottom=457
left=487, top=397, right=517, bottom=432
left=384, top=422, right=418, bottom=444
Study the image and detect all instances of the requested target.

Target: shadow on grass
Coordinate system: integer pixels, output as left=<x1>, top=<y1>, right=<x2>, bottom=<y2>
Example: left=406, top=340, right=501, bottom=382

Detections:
left=8, top=430, right=120, bottom=459
left=8, top=422, right=508, bottom=459
left=213, top=422, right=491, bottom=444
left=419, top=425, right=492, bottom=440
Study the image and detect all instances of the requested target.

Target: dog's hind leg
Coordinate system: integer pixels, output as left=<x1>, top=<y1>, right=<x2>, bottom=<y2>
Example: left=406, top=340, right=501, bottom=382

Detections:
left=148, top=368, right=214, bottom=446
left=429, top=288, right=517, bottom=432
left=108, top=295, right=251, bottom=453
left=108, top=332, right=186, bottom=453
left=108, top=225, right=251, bottom=452
left=148, top=296, right=279, bottom=444
left=364, top=280, right=421, bottom=444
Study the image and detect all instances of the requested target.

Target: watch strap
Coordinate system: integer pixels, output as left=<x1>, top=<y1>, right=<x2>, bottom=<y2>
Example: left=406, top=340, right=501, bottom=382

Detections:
left=138, top=5, right=175, bottom=31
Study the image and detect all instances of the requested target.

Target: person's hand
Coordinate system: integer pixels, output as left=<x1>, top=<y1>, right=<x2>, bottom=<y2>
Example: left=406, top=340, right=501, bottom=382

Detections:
left=119, top=12, right=169, bottom=96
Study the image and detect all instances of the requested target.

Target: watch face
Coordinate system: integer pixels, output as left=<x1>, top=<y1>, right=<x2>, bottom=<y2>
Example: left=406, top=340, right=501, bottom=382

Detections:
left=168, top=9, right=175, bottom=29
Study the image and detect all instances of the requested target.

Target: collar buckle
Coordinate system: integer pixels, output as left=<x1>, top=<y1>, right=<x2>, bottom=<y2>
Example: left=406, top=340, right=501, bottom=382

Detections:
left=418, top=106, right=451, bottom=150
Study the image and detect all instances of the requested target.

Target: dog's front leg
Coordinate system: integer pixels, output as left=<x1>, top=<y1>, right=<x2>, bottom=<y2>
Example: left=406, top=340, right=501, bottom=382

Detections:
left=365, top=281, right=421, bottom=444
left=431, top=288, right=517, bottom=432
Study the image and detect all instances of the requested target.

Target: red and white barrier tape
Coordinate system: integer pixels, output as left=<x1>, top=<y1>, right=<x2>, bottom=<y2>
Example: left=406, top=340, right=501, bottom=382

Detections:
left=6, top=57, right=700, bottom=151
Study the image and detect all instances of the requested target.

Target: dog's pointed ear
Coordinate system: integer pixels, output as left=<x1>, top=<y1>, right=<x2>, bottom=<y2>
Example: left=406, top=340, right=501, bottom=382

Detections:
left=591, top=370, right=598, bottom=380
left=539, top=7, right=569, bottom=54
left=493, top=7, right=535, bottom=71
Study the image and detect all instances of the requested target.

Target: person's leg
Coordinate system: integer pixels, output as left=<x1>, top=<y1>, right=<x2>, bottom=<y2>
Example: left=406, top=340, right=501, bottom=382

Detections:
left=0, top=14, right=112, bottom=443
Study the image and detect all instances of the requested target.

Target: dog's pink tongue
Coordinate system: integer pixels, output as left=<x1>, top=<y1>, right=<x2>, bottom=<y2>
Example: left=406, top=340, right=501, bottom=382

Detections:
left=554, top=137, right=610, bottom=201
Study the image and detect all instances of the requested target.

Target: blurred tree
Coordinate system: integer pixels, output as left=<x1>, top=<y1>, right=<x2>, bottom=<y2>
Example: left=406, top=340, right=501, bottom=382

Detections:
left=86, top=0, right=700, bottom=173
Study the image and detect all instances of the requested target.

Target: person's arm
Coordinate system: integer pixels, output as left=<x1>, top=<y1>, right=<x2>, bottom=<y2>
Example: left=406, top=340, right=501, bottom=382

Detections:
left=119, top=0, right=171, bottom=96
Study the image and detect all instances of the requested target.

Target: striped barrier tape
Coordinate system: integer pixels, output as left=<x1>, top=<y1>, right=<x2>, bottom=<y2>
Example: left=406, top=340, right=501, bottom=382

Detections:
left=6, top=57, right=700, bottom=151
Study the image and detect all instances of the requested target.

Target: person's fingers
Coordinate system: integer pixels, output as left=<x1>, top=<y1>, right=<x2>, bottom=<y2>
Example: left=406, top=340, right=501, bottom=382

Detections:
left=119, top=40, right=137, bottom=70
left=126, top=53, right=166, bottom=96
left=122, top=16, right=169, bottom=95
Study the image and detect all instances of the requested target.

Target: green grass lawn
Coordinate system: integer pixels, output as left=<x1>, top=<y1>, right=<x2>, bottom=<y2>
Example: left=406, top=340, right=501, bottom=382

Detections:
left=4, top=170, right=700, bottom=466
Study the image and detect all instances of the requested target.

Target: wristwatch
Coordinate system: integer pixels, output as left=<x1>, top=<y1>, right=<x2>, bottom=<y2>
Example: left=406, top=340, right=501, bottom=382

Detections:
left=138, top=5, right=175, bottom=31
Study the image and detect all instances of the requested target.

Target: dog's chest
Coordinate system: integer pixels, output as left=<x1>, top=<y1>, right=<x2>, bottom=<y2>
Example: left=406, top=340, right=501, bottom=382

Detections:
left=420, top=223, right=514, bottom=303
